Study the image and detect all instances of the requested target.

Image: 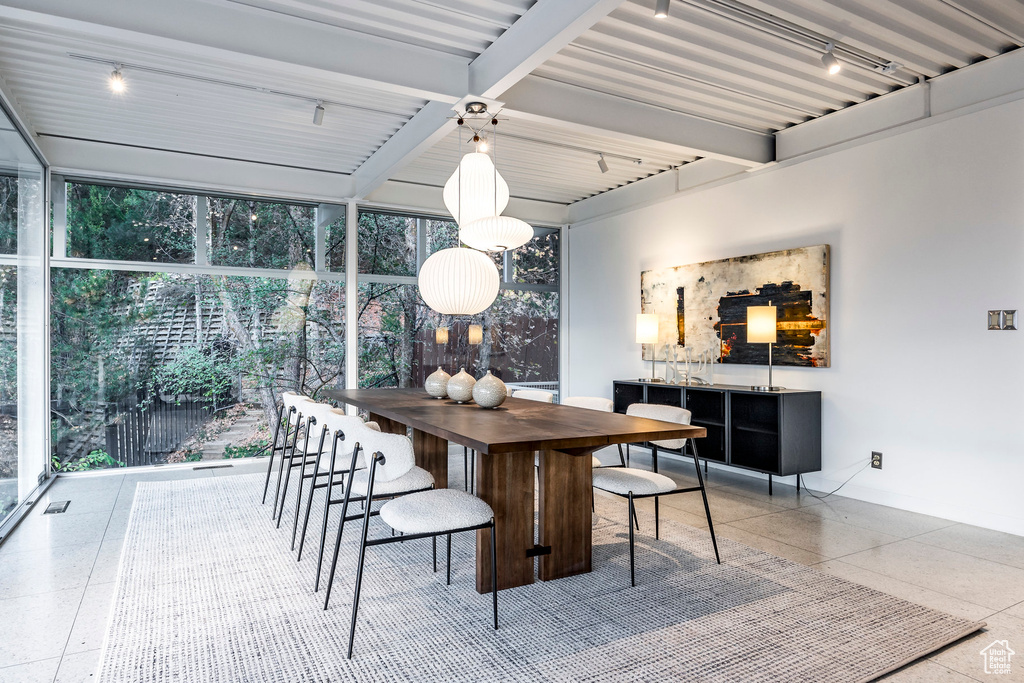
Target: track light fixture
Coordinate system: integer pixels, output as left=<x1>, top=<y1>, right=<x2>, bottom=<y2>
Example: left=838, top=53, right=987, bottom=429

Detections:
left=654, top=0, right=670, bottom=19
left=313, top=100, right=325, bottom=125
left=109, top=65, right=125, bottom=93
left=597, top=154, right=610, bottom=174
left=822, top=43, right=841, bottom=75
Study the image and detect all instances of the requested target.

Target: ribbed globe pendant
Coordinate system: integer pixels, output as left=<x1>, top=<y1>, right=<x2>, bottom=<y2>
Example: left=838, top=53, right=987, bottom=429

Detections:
left=418, top=247, right=500, bottom=315
left=460, top=215, right=534, bottom=252
left=442, top=152, right=510, bottom=227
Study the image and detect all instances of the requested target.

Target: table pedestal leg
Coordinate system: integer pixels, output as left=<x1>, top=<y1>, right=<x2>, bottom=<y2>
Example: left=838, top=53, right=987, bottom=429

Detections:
left=368, top=413, right=405, bottom=435
left=412, top=429, right=448, bottom=490
left=538, top=449, right=593, bottom=581
left=475, top=450, right=534, bottom=593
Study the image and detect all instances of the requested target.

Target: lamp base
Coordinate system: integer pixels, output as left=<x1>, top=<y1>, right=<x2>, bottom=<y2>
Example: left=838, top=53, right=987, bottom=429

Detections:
left=751, top=385, right=784, bottom=392
left=638, top=377, right=666, bottom=384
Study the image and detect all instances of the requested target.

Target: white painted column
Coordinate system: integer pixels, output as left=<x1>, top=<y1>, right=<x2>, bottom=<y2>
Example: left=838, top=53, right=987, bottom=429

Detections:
left=344, top=202, right=359, bottom=406
left=194, top=196, right=209, bottom=266
left=50, top=174, right=66, bottom=258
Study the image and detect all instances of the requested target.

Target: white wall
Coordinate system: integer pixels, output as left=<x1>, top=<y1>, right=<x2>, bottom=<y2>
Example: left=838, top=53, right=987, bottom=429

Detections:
left=568, top=97, right=1024, bottom=536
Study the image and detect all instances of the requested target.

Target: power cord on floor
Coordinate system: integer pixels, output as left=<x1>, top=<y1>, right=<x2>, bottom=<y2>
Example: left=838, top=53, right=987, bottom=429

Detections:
left=798, top=459, right=872, bottom=500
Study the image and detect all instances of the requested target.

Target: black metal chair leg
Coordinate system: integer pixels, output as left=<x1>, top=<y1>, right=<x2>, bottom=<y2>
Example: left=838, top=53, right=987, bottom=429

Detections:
left=626, top=443, right=630, bottom=467
left=323, top=444, right=362, bottom=604
left=271, top=422, right=294, bottom=519
left=490, top=522, right=498, bottom=630
left=463, top=446, right=469, bottom=491
left=690, top=440, right=721, bottom=564
left=446, top=533, right=452, bottom=586
left=628, top=493, right=636, bottom=587
left=655, top=496, right=660, bottom=540
left=470, top=450, right=475, bottom=494
left=313, top=440, right=343, bottom=591
left=617, top=443, right=625, bottom=467
left=631, top=502, right=640, bottom=530
left=433, top=535, right=437, bottom=573
left=262, top=405, right=284, bottom=504
left=280, top=417, right=315, bottom=528
left=298, top=429, right=330, bottom=560
left=345, top=485, right=375, bottom=659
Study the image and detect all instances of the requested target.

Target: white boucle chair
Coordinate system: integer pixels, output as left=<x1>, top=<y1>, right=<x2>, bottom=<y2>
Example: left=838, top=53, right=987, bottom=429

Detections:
left=338, top=430, right=498, bottom=659
left=321, top=420, right=436, bottom=611
left=293, top=405, right=381, bottom=584
left=512, top=388, right=555, bottom=403
left=592, top=403, right=720, bottom=586
left=270, top=393, right=316, bottom=522
left=561, top=396, right=625, bottom=468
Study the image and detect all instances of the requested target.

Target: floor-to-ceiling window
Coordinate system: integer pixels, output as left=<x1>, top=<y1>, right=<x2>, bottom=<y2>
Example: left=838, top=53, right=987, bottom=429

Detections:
left=51, top=182, right=346, bottom=470
left=356, top=209, right=560, bottom=395
left=0, top=104, right=46, bottom=524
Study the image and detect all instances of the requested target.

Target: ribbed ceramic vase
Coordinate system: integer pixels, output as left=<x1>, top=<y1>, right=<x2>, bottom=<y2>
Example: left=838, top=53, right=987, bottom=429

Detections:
left=424, top=366, right=451, bottom=399
left=472, top=371, right=507, bottom=409
left=446, top=368, right=476, bottom=403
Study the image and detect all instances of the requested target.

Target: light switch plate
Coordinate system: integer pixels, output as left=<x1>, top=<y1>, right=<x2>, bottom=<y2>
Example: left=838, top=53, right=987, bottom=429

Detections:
left=1003, top=310, right=1017, bottom=330
left=988, top=310, right=1003, bottom=330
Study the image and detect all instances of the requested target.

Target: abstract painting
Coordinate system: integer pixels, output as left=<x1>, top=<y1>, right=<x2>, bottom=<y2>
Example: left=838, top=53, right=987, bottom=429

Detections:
left=640, top=245, right=830, bottom=367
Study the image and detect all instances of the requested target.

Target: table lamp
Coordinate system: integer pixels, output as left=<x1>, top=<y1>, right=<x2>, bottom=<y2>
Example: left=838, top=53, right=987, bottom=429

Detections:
left=435, top=327, right=449, bottom=344
left=636, top=313, right=664, bottom=383
left=747, top=304, right=783, bottom=391
left=468, top=324, right=483, bottom=345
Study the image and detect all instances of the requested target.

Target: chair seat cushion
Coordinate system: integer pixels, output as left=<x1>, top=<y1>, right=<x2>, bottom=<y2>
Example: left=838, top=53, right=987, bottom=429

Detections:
left=592, top=455, right=602, bottom=468
left=380, top=488, right=493, bottom=535
left=349, top=466, right=434, bottom=497
left=592, top=467, right=676, bottom=496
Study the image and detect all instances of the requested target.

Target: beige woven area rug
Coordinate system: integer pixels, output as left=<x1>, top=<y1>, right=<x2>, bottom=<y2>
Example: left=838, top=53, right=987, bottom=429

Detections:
left=97, top=472, right=982, bottom=682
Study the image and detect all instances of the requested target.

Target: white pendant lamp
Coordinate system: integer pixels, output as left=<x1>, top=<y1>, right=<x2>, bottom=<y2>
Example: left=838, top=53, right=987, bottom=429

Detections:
left=442, top=152, right=509, bottom=227
left=460, top=215, right=534, bottom=252
left=418, top=247, right=499, bottom=315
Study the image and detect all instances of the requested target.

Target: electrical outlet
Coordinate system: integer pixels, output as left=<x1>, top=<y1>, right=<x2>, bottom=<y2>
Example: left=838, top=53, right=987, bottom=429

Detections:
left=871, top=451, right=883, bottom=469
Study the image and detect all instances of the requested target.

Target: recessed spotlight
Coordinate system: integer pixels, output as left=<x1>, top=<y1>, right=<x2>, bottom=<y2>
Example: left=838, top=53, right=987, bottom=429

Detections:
left=655, top=0, right=670, bottom=19
left=313, top=100, right=325, bottom=126
left=109, top=66, right=125, bottom=93
left=597, top=154, right=610, bottom=174
left=822, top=43, right=841, bottom=75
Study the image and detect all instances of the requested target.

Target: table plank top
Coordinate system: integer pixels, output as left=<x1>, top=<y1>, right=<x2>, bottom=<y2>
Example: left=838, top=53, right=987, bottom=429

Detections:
left=322, top=388, right=706, bottom=455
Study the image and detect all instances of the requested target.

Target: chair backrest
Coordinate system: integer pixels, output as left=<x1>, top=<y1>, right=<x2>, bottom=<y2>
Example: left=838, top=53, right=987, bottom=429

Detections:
left=301, top=401, right=335, bottom=441
left=562, top=396, right=613, bottom=412
left=356, top=428, right=416, bottom=482
left=512, top=389, right=555, bottom=403
left=626, top=403, right=692, bottom=450
left=323, top=409, right=381, bottom=464
left=281, top=391, right=312, bottom=413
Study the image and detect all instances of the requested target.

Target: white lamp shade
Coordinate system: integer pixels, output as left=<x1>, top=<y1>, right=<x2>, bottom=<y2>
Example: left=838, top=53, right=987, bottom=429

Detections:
left=635, top=313, right=659, bottom=344
left=468, top=324, right=483, bottom=345
left=442, top=152, right=510, bottom=226
left=460, top=215, right=534, bottom=252
left=435, top=327, right=449, bottom=344
left=747, top=305, right=778, bottom=344
left=418, top=247, right=499, bottom=315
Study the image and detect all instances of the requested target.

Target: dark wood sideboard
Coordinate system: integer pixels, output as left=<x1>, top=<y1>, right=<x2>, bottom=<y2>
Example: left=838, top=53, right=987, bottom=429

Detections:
left=612, top=380, right=821, bottom=495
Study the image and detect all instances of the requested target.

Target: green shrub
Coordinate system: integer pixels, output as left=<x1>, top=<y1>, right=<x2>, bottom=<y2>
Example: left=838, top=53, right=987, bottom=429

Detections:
left=53, top=449, right=125, bottom=472
left=183, top=450, right=203, bottom=463
left=224, top=440, right=269, bottom=459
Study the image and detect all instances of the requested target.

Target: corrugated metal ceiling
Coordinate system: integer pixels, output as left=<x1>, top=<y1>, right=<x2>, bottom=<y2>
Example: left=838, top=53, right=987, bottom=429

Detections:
left=534, top=0, right=1024, bottom=134
left=392, top=117, right=696, bottom=204
left=219, top=0, right=537, bottom=57
left=0, top=23, right=424, bottom=175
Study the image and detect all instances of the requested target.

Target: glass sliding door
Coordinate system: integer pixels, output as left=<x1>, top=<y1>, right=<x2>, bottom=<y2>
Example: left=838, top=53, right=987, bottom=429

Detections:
left=0, top=104, right=46, bottom=524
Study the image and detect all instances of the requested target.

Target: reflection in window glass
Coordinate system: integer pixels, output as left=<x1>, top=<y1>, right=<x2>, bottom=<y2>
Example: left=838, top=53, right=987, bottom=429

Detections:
left=66, top=183, right=195, bottom=263
left=358, top=211, right=416, bottom=276
left=324, top=213, right=346, bottom=272
left=50, top=268, right=344, bottom=470
left=0, top=265, right=16, bottom=515
left=209, top=197, right=315, bottom=270
left=514, top=229, right=559, bottom=285
left=358, top=284, right=558, bottom=390
left=426, top=218, right=457, bottom=255
left=0, top=175, right=16, bottom=255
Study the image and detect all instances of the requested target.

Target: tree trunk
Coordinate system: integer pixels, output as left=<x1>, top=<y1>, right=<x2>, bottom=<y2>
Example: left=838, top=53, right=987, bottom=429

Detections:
left=215, top=278, right=277, bottom=427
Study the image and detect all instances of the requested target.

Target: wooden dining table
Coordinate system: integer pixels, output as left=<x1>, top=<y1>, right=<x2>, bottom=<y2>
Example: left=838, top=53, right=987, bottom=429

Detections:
left=323, top=388, right=706, bottom=593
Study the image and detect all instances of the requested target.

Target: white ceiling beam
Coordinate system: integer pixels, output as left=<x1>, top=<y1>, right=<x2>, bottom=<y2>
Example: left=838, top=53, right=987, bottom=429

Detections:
left=350, top=0, right=627, bottom=199
left=0, top=1, right=467, bottom=103
left=470, top=0, right=626, bottom=99
left=502, top=76, right=775, bottom=167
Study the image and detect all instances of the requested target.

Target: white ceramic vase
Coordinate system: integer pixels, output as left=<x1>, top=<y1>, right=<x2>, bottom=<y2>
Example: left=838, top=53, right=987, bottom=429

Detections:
left=472, top=371, right=507, bottom=409
left=424, top=366, right=451, bottom=399
left=446, top=368, right=476, bottom=403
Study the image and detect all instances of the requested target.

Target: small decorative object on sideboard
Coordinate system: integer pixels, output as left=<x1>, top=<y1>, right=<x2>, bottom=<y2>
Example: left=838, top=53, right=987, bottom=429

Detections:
left=424, top=366, right=451, bottom=399
left=472, top=371, right=507, bottom=408
left=636, top=313, right=664, bottom=383
left=447, top=368, right=476, bottom=403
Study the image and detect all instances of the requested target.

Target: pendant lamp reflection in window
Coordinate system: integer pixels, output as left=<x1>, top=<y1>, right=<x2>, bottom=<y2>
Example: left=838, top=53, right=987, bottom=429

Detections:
left=442, top=152, right=509, bottom=227
left=418, top=247, right=499, bottom=315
